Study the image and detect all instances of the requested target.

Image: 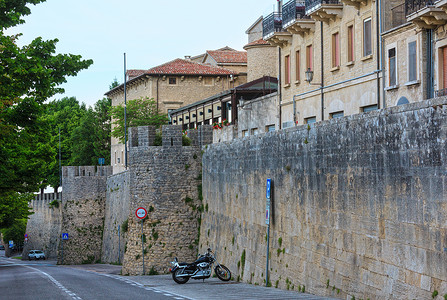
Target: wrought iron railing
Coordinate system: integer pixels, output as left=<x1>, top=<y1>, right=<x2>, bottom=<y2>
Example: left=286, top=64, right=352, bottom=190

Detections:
left=305, top=0, right=340, bottom=14
left=263, top=12, right=283, bottom=39
left=405, top=0, right=436, bottom=16
left=435, top=88, right=447, bottom=97
left=384, top=3, right=406, bottom=31
left=282, top=0, right=309, bottom=26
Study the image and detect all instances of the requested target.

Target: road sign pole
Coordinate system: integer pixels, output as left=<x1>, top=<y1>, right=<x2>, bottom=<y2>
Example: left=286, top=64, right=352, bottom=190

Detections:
left=141, top=220, right=145, bottom=275
left=118, top=225, right=121, bottom=265
left=61, top=239, right=64, bottom=265
left=265, top=178, right=272, bottom=287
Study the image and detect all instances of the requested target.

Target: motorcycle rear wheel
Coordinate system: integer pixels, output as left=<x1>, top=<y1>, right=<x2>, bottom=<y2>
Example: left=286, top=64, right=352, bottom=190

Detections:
left=215, top=265, right=231, bottom=281
left=172, top=268, right=190, bottom=284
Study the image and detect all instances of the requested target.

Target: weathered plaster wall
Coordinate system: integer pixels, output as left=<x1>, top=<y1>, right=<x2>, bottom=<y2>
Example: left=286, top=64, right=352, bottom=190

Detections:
left=121, top=125, right=213, bottom=275
left=200, top=97, right=447, bottom=299
left=59, top=166, right=112, bottom=264
left=102, top=170, right=130, bottom=264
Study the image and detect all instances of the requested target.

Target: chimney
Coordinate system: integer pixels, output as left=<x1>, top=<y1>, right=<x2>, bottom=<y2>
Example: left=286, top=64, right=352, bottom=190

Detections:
left=185, top=55, right=191, bottom=61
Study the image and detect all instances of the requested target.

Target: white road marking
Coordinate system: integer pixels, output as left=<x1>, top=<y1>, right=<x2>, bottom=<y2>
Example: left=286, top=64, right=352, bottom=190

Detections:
left=24, top=265, right=83, bottom=300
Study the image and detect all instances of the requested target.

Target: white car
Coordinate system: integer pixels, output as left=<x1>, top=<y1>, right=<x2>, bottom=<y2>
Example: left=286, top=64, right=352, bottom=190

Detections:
left=28, top=250, right=45, bottom=260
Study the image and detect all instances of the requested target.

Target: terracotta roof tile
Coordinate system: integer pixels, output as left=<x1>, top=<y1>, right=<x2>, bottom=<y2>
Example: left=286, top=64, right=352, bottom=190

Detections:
left=206, top=50, right=247, bottom=64
left=127, top=69, right=146, bottom=78
left=244, top=39, right=271, bottom=49
left=145, top=58, right=236, bottom=75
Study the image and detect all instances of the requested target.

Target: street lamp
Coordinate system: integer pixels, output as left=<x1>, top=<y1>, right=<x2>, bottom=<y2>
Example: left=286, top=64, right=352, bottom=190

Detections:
left=305, top=68, right=314, bottom=83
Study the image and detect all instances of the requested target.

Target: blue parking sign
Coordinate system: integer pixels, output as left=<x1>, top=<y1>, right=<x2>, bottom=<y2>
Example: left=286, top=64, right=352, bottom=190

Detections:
left=62, top=233, right=69, bottom=240
left=266, top=179, right=271, bottom=199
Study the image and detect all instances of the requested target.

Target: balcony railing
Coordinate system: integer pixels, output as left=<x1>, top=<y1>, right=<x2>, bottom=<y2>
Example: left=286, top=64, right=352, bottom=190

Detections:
left=435, top=88, right=447, bottom=97
left=405, top=0, right=436, bottom=16
left=282, top=0, right=309, bottom=26
left=305, top=0, right=341, bottom=14
left=263, top=12, right=283, bottom=39
left=384, top=3, right=406, bottom=31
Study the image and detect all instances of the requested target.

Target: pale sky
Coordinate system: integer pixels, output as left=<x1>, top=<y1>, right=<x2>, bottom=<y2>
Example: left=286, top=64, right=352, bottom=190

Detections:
left=8, top=0, right=278, bottom=107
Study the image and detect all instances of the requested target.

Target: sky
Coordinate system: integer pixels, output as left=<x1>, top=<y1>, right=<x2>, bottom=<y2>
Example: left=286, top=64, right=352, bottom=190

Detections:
left=7, top=0, right=279, bottom=107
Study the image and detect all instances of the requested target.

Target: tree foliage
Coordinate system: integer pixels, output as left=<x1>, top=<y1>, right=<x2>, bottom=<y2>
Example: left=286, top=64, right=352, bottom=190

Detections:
left=110, top=97, right=169, bottom=143
left=0, top=0, right=93, bottom=229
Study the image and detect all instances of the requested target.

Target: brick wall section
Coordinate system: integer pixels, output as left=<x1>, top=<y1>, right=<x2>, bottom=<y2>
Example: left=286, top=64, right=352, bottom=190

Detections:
left=60, top=166, right=112, bottom=264
left=200, top=97, right=447, bottom=299
left=121, top=125, right=212, bottom=275
left=101, top=170, right=130, bottom=264
left=23, top=194, right=62, bottom=259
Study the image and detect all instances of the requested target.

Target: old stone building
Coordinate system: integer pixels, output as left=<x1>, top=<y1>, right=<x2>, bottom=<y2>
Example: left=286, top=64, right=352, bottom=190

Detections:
left=105, top=51, right=246, bottom=174
left=264, top=0, right=382, bottom=128
left=244, top=16, right=279, bottom=82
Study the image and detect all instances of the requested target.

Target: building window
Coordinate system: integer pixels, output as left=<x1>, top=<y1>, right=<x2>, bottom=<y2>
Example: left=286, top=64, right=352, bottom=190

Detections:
left=347, top=25, right=354, bottom=62
left=442, top=46, right=447, bottom=90
left=332, top=32, right=340, bottom=68
left=204, top=77, right=213, bottom=86
left=330, top=111, right=344, bottom=119
left=242, top=130, right=249, bottom=137
left=361, top=104, right=378, bottom=113
left=121, top=151, right=124, bottom=165
left=295, top=50, right=300, bottom=82
left=388, top=47, right=397, bottom=86
left=266, top=125, right=275, bottom=132
left=408, top=41, right=417, bottom=82
left=305, top=116, right=316, bottom=124
left=251, top=128, right=259, bottom=135
left=363, top=18, right=372, bottom=57
left=285, top=55, right=291, bottom=85
left=168, top=77, right=176, bottom=85
left=306, top=45, right=313, bottom=71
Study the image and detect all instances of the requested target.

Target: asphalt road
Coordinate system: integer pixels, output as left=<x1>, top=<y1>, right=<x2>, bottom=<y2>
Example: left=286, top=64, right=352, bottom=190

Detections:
left=0, top=256, right=185, bottom=300
left=0, top=251, right=336, bottom=300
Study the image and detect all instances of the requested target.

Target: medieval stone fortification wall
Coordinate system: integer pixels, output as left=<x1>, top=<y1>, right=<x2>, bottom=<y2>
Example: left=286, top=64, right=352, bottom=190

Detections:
left=23, top=193, right=62, bottom=258
left=59, top=166, right=112, bottom=264
left=102, top=170, right=130, bottom=264
left=200, top=97, right=447, bottom=299
left=121, top=125, right=213, bottom=275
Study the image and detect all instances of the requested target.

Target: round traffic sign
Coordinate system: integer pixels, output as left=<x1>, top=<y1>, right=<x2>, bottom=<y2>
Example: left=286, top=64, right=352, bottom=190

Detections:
left=135, top=207, right=147, bottom=219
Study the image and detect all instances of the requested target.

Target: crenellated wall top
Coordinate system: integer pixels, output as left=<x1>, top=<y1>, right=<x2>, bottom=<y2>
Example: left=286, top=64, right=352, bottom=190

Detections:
left=62, top=166, right=113, bottom=178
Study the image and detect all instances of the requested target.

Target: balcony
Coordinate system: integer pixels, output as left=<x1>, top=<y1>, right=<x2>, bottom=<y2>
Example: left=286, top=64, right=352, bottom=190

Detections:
left=282, top=0, right=315, bottom=35
left=305, top=0, right=343, bottom=23
left=340, top=0, right=367, bottom=9
left=262, top=12, right=292, bottom=47
left=406, top=0, right=447, bottom=29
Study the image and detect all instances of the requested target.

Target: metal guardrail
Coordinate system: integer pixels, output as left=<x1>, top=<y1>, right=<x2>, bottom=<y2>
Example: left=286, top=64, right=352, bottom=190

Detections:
left=405, top=0, right=436, bottom=16
left=263, top=12, right=283, bottom=38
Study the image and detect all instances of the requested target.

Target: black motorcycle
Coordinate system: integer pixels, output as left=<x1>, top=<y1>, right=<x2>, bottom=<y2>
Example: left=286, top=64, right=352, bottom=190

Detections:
left=170, top=248, right=231, bottom=284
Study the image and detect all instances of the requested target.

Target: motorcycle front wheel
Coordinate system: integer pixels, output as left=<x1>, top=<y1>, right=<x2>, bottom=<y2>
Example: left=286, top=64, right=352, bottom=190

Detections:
left=172, top=268, right=190, bottom=284
left=215, top=265, right=231, bottom=281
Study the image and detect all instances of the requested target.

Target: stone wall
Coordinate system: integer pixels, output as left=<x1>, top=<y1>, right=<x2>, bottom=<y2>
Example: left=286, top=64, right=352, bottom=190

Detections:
left=102, top=170, right=130, bottom=264
left=60, top=166, right=112, bottom=264
left=121, top=125, right=213, bottom=275
left=200, top=97, right=447, bottom=299
left=23, top=193, right=62, bottom=258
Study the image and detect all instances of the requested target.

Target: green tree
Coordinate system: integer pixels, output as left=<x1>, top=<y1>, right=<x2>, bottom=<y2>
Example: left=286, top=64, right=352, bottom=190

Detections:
left=109, top=78, right=120, bottom=90
left=40, top=97, right=87, bottom=190
left=0, top=0, right=93, bottom=228
left=110, top=97, right=169, bottom=143
left=70, top=98, right=111, bottom=165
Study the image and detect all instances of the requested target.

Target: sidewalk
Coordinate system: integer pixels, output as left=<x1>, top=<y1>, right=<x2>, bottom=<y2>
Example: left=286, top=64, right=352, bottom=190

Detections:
left=58, top=263, right=337, bottom=299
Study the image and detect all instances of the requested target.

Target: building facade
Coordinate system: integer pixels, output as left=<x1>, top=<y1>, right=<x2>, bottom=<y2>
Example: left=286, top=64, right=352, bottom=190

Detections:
left=264, top=0, right=383, bottom=128
left=105, top=54, right=246, bottom=174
